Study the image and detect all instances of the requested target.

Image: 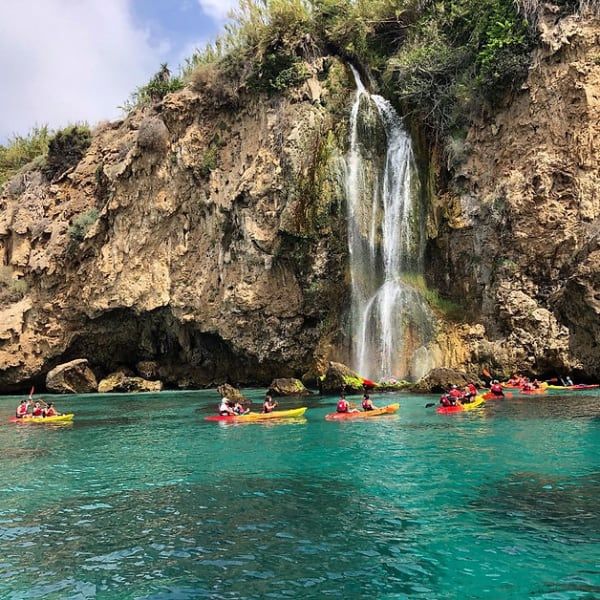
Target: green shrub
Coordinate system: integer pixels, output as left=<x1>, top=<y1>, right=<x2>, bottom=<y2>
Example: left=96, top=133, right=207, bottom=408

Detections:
left=68, top=208, right=99, bottom=242
left=122, top=64, right=184, bottom=112
left=0, top=126, right=50, bottom=187
left=43, top=125, right=92, bottom=180
left=0, top=266, right=28, bottom=303
left=197, top=133, right=227, bottom=178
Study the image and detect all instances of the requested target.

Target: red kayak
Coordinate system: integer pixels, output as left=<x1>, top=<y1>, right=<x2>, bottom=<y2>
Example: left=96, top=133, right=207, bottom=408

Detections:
left=362, top=378, right=376, bottom=389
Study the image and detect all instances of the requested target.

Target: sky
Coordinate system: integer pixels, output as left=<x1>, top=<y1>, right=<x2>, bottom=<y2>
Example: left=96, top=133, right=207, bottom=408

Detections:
left=0, top=0, right=238, bottom=142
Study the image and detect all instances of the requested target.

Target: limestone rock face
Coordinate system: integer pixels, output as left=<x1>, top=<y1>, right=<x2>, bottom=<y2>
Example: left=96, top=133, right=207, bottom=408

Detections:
left=268, top=378, right=311, bottom=396
left=46, top=359, right=98, bottom=394
left=0, top=58, right=349, bottom=392
left=413, top=368, right=474, bottom=394
left=321, top=362, right=364, bottom=395
left=136, top=361, right=159, bottom=379
left=554, top=240, right=600, bottom=377
left=98, top=372, right=163, bottom=393
left=426, top=13, right=600, bottom=377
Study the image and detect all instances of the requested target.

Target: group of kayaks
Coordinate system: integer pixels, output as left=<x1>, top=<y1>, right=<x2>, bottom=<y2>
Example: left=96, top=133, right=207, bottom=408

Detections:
left=8, top=380, right=597, bottom=426
left=435, top=380, right=599, bottom=415
left=205, top=404, right=400, bottom=423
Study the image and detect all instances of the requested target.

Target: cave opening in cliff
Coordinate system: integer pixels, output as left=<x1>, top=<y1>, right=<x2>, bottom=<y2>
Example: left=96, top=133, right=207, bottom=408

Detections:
left=55, top=307, right=275, bottom=389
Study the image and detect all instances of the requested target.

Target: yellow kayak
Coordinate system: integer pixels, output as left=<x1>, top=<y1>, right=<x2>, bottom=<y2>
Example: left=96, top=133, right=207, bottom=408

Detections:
left=463, top=396, right=486, bottom=411
left=205, top=407, right=307, bottom=422
left=10, top=413, right=74, bottom=424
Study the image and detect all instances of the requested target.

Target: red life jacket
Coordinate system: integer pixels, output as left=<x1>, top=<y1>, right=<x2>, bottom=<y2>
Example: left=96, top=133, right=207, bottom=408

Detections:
left=362, top=399, right=372, bottom=411
left=491, top=384, right=503, bottom=395
left=32, top=407, right=43, bottom=416
left=16, top=404, right=28, bottom=417
left=337, top=400, right=349, bottom=413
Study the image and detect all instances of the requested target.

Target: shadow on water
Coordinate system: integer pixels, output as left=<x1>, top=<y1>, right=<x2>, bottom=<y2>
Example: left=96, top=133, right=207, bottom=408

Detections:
left=472, top=471, right=600, bottom=544
left=0, top=475, right=437, bottom=599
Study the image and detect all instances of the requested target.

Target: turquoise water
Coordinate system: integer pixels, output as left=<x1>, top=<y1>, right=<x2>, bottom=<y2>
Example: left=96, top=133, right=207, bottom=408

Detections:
left=0, top=390, right=598, bottom=599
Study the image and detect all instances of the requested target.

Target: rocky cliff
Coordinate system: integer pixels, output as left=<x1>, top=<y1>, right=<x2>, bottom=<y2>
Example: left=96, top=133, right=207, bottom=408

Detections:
left=0, top=59, right=350, bottom=391
left=1, top=12, right=599, bottom=392
left=426, top=12, right=600, bottom=379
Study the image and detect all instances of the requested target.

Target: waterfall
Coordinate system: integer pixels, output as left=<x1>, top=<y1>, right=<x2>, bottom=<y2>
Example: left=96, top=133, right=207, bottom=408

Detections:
left=345, top=66, right=434, bottom=381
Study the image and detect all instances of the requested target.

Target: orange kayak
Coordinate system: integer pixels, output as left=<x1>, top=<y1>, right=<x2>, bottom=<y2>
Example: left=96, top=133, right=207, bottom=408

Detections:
left=325, top=403, right=399, bottom=420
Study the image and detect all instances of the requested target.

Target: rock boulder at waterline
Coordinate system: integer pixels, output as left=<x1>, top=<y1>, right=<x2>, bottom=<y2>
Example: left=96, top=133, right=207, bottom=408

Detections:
left=268, top=378, right=311, bottom=396
left=217, top=384, right=247, bottom=403
left=321, top=362, right=365, bottom=395
left=412, top=368, right=475, bottom=393
left=98, top=372, right=163, bottom=393
left=46, top=359, right=98, bottom=394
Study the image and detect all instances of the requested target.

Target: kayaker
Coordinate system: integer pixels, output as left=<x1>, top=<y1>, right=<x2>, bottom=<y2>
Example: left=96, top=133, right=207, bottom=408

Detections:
left=233, top=401, right=250, bottom=415
left=461, top=384, right=475, bottom=404
left=361, top=393, right=377, bottom=411
left=490, top=380, right=504, bottom=397
left=218, top=397, right=235, bottom=416
left=262, top=395, right=278, bottom=414
left=336, top=394, right=359, bottom=413
left=15, top=399, right=29, bottom=419
left=521, top=380, right=534, bottom=392
left=31, top=401, right=43, bottom=417
left=448, top=385, right=464, bottom=405
left=43, top=402, right=60, bottom=417
left=440, top=393, right=451, bottom=407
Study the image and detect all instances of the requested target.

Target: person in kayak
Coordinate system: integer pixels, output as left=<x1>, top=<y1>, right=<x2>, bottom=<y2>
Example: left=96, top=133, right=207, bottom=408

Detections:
left=361, top=393, right=377, bottom=411
left=262, top=395, right=278, bottom=414
left=218, top=397, right=235, bottom=416
left=461, top=384, right=476, bottom=404
left=233, top=401, right=250, bottom=415
left=43, top=402, right=61, bottom=417
left=439, top=393, right=452, bottom=407
left=337, top=394, right=359, bottom=413
left=448, top=385, right=464, bottom=405
left=490, top=380, right=504, bottom=397
left=31, top=401, right=43, bottom=417
left=15, top=399, right=29, bottom=419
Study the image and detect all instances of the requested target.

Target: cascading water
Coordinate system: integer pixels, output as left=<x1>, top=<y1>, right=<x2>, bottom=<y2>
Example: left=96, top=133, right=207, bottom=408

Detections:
left=344, top=66, right=435, bottom=381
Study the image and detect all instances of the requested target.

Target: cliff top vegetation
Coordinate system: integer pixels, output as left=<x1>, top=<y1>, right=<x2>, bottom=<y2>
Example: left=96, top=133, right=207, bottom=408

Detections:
left=2, top=0, right=597, bottom=190
left=124, top=0, right=596, bottom=147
